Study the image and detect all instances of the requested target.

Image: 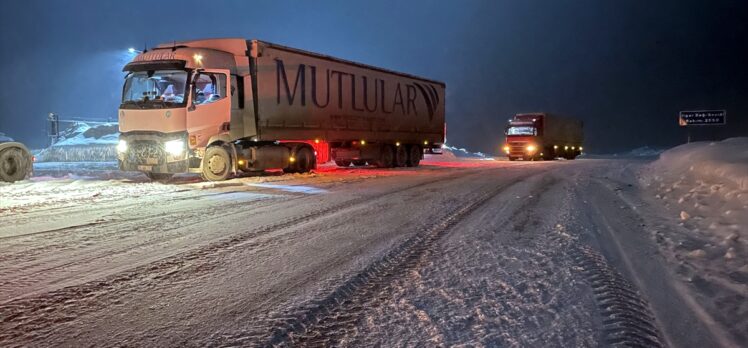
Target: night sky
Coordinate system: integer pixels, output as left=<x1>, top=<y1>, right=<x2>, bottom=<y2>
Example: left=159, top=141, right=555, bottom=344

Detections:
left=1, top=0, right=746, bottom=153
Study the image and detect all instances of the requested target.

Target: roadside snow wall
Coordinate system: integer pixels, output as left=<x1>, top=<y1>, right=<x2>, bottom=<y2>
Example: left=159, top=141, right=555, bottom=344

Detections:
left=653, top=137, right=748, bottom=190
left=36, top=122, right=118, bottom=162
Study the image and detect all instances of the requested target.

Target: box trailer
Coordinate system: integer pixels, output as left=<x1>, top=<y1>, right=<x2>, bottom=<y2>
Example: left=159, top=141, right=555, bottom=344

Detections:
left=117, top=38, right=445, bottom=181
left=502, top=113, right=583, bottom=160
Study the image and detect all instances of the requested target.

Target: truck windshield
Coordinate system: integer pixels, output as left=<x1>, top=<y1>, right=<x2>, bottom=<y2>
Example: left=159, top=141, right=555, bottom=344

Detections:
left=506, top=126, right=536, bottom=136
left=121, top=70, right=188, bottom=109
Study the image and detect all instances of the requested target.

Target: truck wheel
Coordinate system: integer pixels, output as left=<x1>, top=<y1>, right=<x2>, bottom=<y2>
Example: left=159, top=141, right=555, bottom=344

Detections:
left=145, top=172, right=173, bottom=182
left=335, top=160, right=351, bottom=167
left=542, top=148, right=554, bottom=160
left=0, top=147, right=30, bottom=182
left=352, top=160, right=367, bottom=166
left=394, top=145, right=408, bottom=167
left=375, top=145, right=394, bottom=168
left=295, top=146, right=316, bottom=173
left=406, top=145, right=421, bottom=167
left=202, top=146, right=232, bottom=181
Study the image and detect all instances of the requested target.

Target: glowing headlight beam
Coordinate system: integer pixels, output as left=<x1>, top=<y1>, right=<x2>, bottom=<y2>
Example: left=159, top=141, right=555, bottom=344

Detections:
left=117, top=140, right=128, bottom=153
left=164, top=139, right=185, bottom=156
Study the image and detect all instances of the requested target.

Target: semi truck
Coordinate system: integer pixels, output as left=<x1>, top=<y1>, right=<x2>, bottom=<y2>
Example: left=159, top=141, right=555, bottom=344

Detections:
left=117, top=38, right=445, bottom=181
left=502, top=113, right=583, bottom=160
left=0, top=135, right=33, bottom=182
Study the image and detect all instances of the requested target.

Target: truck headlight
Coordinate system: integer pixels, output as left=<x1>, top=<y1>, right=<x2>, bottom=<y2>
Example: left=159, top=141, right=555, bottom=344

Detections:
left=526, top=145, right=536, bottom=153
left=503, top=145, right=510, bottom=154
left=164, top=139, right=185, bottom=156
left=117, top=140, right=128, bottom=153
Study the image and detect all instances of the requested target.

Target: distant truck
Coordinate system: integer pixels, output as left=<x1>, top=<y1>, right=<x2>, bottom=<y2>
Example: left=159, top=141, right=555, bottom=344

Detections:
left=117, top=38, right=445, bottom=181
left=0, top=135, right=33, bottom=182
left=502, top=113, right=583, bottom=160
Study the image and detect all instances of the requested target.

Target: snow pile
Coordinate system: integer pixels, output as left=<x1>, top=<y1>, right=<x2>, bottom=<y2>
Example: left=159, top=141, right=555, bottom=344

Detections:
left=653, top=138, right=748, bottom=190
left=0, top=132, right=13, bottom=142
left=626, top=146, right=665, bottom=157
left=644, top=138, right=747, bottom=299
left=441, top=144, right=494, bottom=160
left=36, top=122, right=118, bottom=162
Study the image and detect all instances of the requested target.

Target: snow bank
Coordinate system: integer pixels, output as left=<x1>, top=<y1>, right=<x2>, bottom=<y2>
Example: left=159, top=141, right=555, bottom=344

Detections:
left=644, top=138, right=747, bottom=276
left=441, top=144, right=494, bottom=160
left=626, top=146, right=665, bottom=157
left=653, top=137, right=748, bottom=190
left=36, top=122, right=118, bottom=162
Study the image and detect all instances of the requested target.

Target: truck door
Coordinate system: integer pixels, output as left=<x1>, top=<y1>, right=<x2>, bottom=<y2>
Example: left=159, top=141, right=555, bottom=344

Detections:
left=187, top=69, right=231, bottom=148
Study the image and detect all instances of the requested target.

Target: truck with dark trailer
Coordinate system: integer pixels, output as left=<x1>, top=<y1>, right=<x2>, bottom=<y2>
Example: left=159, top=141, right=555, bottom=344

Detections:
left=117, top=38, right=445, bottom=181
left=502, top=113, right=584, bottom=161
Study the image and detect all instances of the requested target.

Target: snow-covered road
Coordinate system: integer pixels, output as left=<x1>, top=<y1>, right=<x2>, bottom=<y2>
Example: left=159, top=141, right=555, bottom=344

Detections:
left=0, top=158, right=744, bottom=347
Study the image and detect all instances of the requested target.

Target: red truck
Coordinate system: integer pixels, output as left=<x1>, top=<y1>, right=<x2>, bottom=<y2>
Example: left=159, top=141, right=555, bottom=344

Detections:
left=502, top=113, right=583, bottom=160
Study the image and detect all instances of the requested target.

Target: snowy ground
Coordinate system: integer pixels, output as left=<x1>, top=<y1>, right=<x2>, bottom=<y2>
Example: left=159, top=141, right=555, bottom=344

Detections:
left=0, top=152, right=745, bottom=347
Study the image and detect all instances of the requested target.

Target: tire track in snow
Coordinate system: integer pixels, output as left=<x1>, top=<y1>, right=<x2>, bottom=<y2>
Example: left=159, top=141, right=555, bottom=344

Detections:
left=0, top=168, right=486, bottom=345
left=247, top=175, right=532, bottom=347
left=0, top=192, right=282, bottom=301
left=551, top=183, right=665, bottom=348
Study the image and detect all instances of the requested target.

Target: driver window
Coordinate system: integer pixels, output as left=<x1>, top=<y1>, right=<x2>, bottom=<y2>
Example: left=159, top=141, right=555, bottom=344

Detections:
left=194, top=73, right=227, bottom=105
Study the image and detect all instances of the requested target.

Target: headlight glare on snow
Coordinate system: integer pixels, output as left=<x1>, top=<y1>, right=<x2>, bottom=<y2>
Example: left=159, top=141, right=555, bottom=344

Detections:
left=117, top=140, right=128, bottom=153
left=164, top=139, right=185, bottom=156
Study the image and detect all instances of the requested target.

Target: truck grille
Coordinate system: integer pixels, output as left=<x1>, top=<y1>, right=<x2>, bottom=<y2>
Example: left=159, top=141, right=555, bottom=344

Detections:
left=509, top=141, right=528, bottom=154
left=127, top=141, right=165, bottom=165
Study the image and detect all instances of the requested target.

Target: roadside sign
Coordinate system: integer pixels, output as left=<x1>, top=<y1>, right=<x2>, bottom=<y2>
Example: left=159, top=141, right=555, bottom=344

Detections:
left=678, top=110, right=726, bottom=126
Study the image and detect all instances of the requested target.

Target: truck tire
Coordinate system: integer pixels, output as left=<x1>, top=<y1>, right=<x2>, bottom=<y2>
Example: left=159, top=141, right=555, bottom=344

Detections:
left=406, top=145, right=421, bottom=167
left=202, top=145, right=232, bottom=181
left=145, top=172, right=173, bottom=182
left=542, top=147, right=554, bottom=161
left=294, top=146, right=316, bottom=173
left=0, top=147, right=31, bottom=182
left=375, top=145, right=394, bottom=168
left=394, top=145, right=408, bottom=167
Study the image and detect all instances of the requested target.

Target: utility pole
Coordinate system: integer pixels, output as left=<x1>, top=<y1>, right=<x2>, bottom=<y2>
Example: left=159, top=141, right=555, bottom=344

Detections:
left=47, top=113, right=59, bottom=146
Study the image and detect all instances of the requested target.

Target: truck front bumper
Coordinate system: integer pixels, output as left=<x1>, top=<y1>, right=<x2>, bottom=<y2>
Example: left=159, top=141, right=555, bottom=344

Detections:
left=117, top=132, right=194, bottom=174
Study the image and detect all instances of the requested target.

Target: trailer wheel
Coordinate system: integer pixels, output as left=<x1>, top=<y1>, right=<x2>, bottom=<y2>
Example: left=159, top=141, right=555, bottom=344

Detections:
left=145, top=172, right=173, bottom=182
left=375, top=145, right=394, bottom=168
left=0, top=147, right=31, bottom=182
left=394, top=144, right=408, bottom=167
left=202, top=145, right=232, bottom=181
left=406, top=145, right=421, bottom=167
